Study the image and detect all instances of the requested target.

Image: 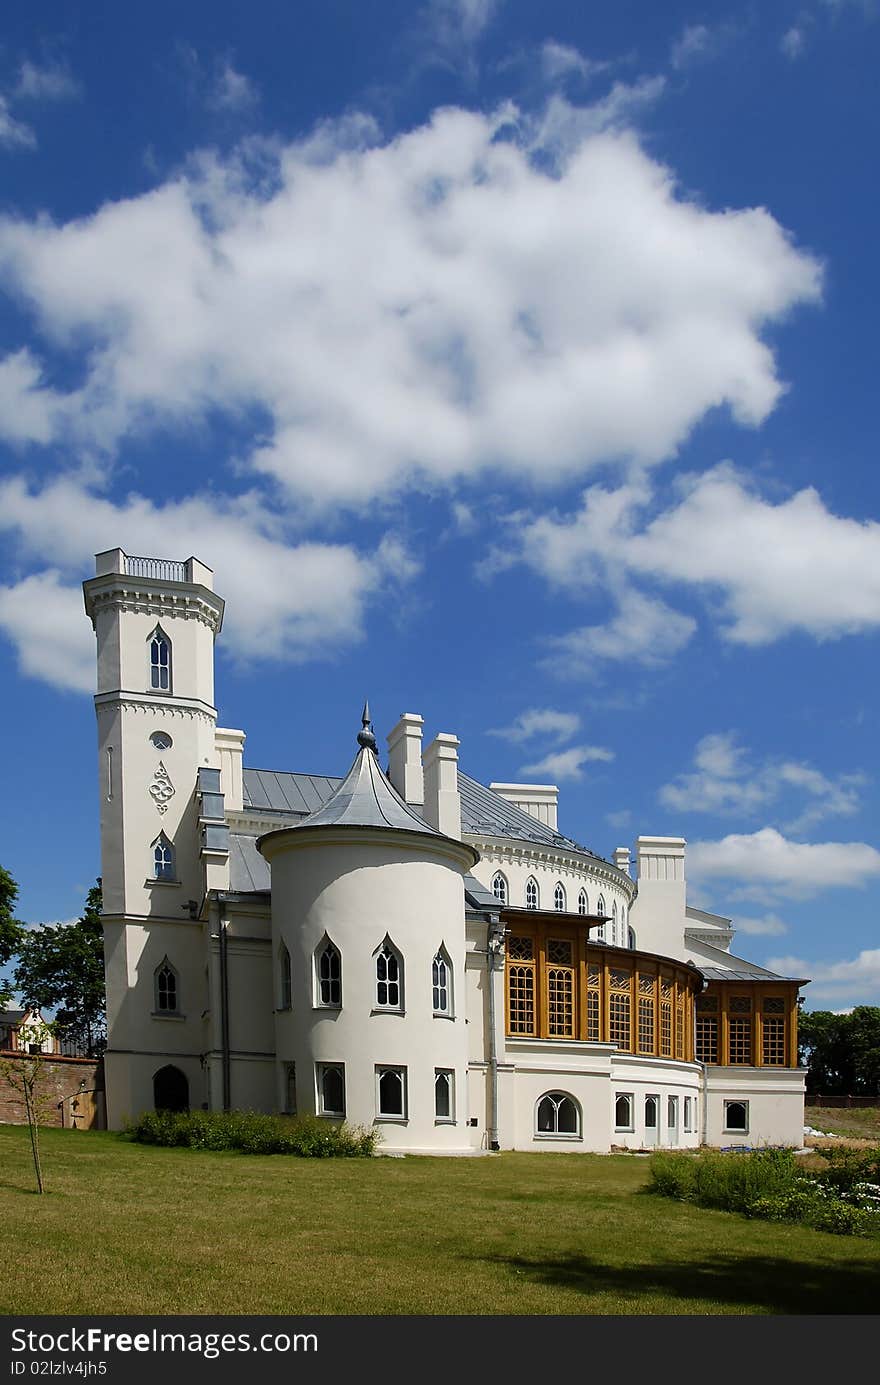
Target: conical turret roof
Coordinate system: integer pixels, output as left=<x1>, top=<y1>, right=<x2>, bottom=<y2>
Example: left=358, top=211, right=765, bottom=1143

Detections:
left=296, top=705, right=444, bottom=836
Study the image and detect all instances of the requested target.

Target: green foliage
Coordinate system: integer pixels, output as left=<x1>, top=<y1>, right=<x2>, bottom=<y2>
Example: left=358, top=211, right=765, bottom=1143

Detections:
left=125, top=1108, right=377, bottom=1157
left=0, top=865, right=25, bottom=1009
left=649, top=1146, right=880, bottom=1238
left=798, top=1006, right=880, bottom=1095
left=14, top=879, right=106, bottom=1056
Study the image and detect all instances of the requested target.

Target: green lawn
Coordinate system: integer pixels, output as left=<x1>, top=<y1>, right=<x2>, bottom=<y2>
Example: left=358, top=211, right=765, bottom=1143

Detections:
left=2, top=1125, right=879, bottom=1315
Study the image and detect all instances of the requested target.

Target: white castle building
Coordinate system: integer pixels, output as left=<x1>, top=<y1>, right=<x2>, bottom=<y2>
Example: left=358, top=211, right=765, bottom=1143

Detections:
left=83, top=549, right=808, bottom=1153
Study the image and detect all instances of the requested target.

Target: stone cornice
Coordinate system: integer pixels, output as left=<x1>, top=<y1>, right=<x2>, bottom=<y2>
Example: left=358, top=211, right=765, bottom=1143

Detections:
left=95, top=692, right=217, bottom=725
left=465, top=835, right=635, bottom=899
left=84, top=574, right=224, bottom=636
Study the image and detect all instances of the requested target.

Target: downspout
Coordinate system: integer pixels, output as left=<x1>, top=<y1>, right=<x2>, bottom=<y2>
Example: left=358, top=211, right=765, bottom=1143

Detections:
left=219, top=916, right=231, bottom=1112
left=486, top=915, right=506, bottom=1152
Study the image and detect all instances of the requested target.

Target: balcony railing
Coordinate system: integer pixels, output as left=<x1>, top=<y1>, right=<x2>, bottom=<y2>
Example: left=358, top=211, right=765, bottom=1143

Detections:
left=124, top=555, right=188, bottom=582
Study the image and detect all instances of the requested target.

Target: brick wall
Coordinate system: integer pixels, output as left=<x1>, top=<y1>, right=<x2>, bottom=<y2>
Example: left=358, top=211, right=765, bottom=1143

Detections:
left=0, top=1053, right=105, bottom=1129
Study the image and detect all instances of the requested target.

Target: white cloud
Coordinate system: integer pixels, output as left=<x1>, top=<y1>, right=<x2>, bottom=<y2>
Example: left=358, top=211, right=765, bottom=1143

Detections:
left=0, top=350, right=61, bottom=443
left=209, top=60, right=258, bottom=112
left=0, top=109, right=821, bottom=509
left=670, top=25, right=716, bottom=68
left=631, top=465, right=880, bottom=644
left=546, top=588, right=696, bottom=670
left=734, top=912, right=789, bottom=936
left=767, top=948, right=880, bottom=1007
left=539, top=41, right=605, bottom=85
left=489, top=707, right=581, bottom=743
left=15, top=61, right=80, bottom=102
left=0, top=95, right=35, bottom=149
left=0, top=571, right=94, bottom=693
left=781, top=26, right=807, bottom=58
left=520, top=744, right=614, bottom=782
left=659, top=731, right=863, bottom=829
left=425, top=0, right=501, bottom=47
left=507, top=463, right=880, bottom=655
left=0, top=477, right=418, bottom=690
left=687, top=827, right=880, bottom=900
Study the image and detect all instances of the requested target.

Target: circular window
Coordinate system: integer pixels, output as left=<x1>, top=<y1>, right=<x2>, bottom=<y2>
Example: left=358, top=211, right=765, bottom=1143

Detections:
left=150, top=731, right=173, bottom=751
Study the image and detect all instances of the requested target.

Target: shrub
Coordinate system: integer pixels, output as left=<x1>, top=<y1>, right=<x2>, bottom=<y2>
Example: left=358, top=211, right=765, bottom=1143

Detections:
left=649, top=1146, right=880, bottom=1237
left=126, top=1109, right=377, bottom=1157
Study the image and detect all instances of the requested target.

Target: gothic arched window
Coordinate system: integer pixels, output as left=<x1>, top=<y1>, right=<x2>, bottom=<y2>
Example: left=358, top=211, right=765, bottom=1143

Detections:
left=152, top=833, right=175, bottom=881
left=375, top=939, right=404, bottom=1011
left=525, top=877, right=539, bottom=910
left=554, top=882, right=566, bottom=912
left=492, top=872, right=508, bottom=905
left=578, top=889, right=588, bottom=916
left=433, top=947, right=453, bottom=1017
left=315, top=937, right=341, bottom=1008
left=148, top=626, right=172, bottom=693
left=279, top=941, right=292, bottom=1010
left=154, top=959, right=179, bottom=1014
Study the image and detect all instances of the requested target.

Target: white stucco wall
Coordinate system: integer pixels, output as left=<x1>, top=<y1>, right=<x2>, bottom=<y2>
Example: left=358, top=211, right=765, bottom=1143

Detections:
left=262, top=827, right=478, bottom=1153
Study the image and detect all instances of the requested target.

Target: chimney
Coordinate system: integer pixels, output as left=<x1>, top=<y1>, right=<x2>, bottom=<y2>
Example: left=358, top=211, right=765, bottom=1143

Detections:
left=614, top=846, right=631, bottom=878
left=490, top=783, right=558, bottom=830
left=423, top=733, right=461, bottom=839
left=215, top=728, right=246, bottom=812
left=386, top=713, right=424, bottom=806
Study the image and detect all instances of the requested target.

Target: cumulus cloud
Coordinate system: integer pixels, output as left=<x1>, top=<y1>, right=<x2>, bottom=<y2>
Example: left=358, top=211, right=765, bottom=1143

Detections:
left=0, top=95, right=35, bottom=149
left=687, top=827, right=880, bottom=900
left=733, top=912, right=789, bottom=936
left=546, top=588, right=696, bottom=670
left=520, top=744, right=614, bottom=782
left=659, top=731, right=864, bottom=830
left=15, top=60, right=80, bottom=102
left=0, top=571, right=94, bottom=693
left=767, top=948, right=880, bottom=1007
left=781, top=26, right=807, bottom=59
left=489, top=707, right=581, bottom=743
left=0, top=477, right=418, bottom=690
left=505, top=464, right=880, bottom=656
left=0, top=108, right=820, bottom=509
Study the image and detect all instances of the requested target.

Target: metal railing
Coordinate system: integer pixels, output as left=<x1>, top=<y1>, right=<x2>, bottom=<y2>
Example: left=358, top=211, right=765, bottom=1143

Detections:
left=124, top=555, right=188, bottom=582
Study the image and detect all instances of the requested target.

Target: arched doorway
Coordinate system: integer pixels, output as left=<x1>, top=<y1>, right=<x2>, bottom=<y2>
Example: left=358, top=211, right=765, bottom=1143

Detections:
left=153, top=1064, right=189, bottom=1112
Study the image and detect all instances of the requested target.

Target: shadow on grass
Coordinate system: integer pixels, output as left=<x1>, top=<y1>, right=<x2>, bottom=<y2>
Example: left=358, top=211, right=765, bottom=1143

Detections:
left=481, top=1251, right=879, bottom=1314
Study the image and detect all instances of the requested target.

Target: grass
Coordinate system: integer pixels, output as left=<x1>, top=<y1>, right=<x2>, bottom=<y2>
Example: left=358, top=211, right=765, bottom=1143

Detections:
left=806, top=1103, right=880, bottom=1141
left=2, top=1125, right=880, bottom=1315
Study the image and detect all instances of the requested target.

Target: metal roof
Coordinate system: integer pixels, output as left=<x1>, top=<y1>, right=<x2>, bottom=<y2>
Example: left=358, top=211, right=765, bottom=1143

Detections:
left=293, top=740, right=446, bottom=836
left=458, top=771, right=599, bottom=857
left=229, top=833, right=271, bottom=893
left=464, top=874, right=501, bottom=912
left=243, top=768, right=341, bottom=815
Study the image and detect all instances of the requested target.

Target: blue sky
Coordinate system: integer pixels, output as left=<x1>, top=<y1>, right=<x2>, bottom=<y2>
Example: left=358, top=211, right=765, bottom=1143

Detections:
left=1, top=0, right=878, bottom=1010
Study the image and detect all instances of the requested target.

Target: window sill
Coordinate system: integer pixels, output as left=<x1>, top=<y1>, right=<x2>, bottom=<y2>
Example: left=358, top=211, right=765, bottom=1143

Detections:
left=145, top=878, right=180, bottom=887
left=370, top=1008, right=405, bottom=1017
left=276, top=1004, right=292, bottom=1013
left=534, top=1133, right=582, bottom=1142
left=434, top=1118, right=456, bottom=1126
left=312, top=1004, right=342, bottom=1013
left=374, top=1116, right=408, bottom=1125
left=151, top=1011, right=185, bottom=1021
left=432, top=1012, right=455, bottom=1021
left=615, top=1127, right=634, bottom=1134
left=318, top=1111, right=345, bottom=1120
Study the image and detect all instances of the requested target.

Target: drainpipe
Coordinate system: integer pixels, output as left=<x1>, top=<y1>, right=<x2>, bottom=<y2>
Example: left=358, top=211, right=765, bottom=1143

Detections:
left=486, top=916, right=507, bottom=1152
left=219, top=917, right=231, bottom=1112
left=700, top=1063, right=708, bottom=1147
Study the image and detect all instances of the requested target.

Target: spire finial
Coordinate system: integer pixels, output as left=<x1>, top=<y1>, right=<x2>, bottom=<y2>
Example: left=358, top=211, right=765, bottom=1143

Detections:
left=357, top=699, right=378, bottom=753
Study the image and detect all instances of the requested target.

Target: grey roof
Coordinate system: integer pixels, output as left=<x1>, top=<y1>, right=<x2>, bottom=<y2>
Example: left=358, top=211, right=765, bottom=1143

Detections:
left=294, top=742, right=446, bottom=836
left=464, top=874, right=502, bottom=912
left=458, top=771, right=599, bottom=858
left=229, top=834, right=271, bottom=893
left=243, top=768, right=341, bottom=816
left=0, top=1009, right=26, bottom=1025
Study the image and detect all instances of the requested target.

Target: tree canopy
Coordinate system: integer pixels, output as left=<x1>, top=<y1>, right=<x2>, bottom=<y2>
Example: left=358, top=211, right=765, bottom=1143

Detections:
left=798, top=1006, right=880, bottom=1095
left=14, top=880, right=106, bottom=1057
left=0, top=866, right=24, bottom=1009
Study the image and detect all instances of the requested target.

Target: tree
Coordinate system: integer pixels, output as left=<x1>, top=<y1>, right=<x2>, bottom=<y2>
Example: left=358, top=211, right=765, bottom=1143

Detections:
left=798, top=1006, right=880, bottom=1095
left=14, top=880, right=106, bottom=1057
left=0, top=1016, right=56, bottom=1194
left=0, top=865, right=24, bottom=1009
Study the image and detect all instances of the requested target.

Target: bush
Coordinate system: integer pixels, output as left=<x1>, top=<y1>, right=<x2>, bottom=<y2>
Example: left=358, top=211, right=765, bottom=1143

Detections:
left=126, top=1109, right=377, bottom=1157
left=649, top=1146, right=880, bottom=1238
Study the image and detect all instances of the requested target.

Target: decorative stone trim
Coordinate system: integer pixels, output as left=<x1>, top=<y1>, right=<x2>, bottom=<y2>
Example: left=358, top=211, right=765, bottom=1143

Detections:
left=85, top=583, right=223, bottom=635
left=149, top=761, right=176, bottom=815
left=465, top=836, right=635, bottom=899
left=96, top=695, right=217, bottom=725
